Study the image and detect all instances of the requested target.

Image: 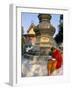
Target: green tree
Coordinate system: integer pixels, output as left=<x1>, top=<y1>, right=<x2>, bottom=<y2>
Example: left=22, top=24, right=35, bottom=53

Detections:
left=54, top=15, right=63, bottom=44
left=21, top=26, right=25, bottom=55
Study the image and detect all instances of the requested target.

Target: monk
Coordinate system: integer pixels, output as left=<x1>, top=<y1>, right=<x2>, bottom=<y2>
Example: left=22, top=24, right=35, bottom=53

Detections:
left=51, top=47, right=63, bottom=69
left=47, top=57, right=57, bottom=76
left=47, top=47, right=63, bottom=75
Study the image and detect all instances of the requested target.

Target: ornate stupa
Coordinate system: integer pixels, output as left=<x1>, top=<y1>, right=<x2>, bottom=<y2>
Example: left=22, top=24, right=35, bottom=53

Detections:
left=34, top=14, right=56, bottom=55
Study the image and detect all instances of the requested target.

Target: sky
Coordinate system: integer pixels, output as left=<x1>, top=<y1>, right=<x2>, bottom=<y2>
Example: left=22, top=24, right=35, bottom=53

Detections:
left=21, top=12, right=60, bottom=36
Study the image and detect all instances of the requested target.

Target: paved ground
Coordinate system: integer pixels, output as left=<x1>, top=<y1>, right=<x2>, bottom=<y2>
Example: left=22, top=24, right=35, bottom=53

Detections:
left=21, top=56, right=63, bottom=77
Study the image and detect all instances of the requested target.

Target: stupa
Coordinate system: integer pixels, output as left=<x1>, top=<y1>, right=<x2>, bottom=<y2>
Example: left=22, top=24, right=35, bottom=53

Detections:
left=34, top=14, right=56, bottom=55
